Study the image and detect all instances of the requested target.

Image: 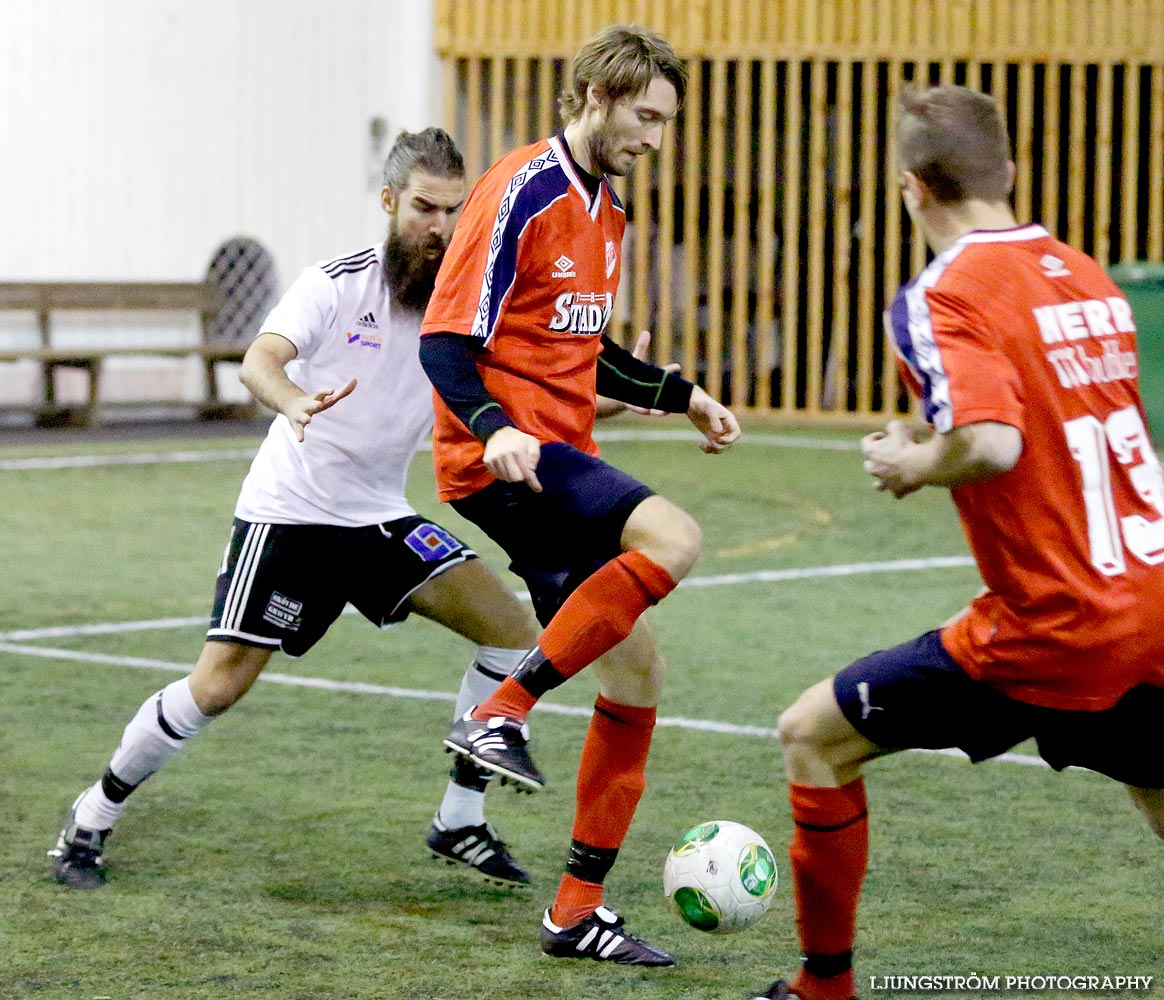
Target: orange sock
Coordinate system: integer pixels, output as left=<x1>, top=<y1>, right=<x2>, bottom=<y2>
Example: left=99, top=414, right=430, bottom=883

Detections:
left=472, top=553, right=676, bottom=725
left=470, top=676, right=537, bottom=722
left=550, top=873, right=604, bottom=928
left=550, top=696, right=656, bottom=927
left=539, top=551, right=675, bottom=680
left=788, top=779, right=868, bottom=1000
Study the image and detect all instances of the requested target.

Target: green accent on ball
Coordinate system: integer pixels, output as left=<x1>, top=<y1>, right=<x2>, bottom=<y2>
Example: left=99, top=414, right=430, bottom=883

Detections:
left=671, top=821, right=720, bottom=857
left=738, top=843, right=778, bottom=897
left=673, top=885, right=720, bottom=931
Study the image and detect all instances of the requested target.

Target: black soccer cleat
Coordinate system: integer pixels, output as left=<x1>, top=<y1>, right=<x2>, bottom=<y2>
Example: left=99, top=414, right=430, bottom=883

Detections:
left=443, top=710, right=545, bottom=793
left=426, top=817, right=532, bottom=886
left=540, top=906, right=675, bottom=966
left=750, top=979, right=858, bottom=1000
left=49, top=816, right=109, bottom=890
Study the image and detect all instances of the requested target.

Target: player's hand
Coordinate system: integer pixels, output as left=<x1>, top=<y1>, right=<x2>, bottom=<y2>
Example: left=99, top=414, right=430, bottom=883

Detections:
left=283, top=378, right=357, bottom=442
left=862, top=419, right=922, bottom=498
left=483, top=426, right=543, bottom=492
left=627, top=330, right=681, bottom=417
left=687, top=385, right=740, bottom=454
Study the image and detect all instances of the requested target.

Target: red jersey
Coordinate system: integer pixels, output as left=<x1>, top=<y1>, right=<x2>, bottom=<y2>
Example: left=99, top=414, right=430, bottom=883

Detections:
left=887, top=224, right=1164, bottom=710
left=420, top=136, right=625, bottom=501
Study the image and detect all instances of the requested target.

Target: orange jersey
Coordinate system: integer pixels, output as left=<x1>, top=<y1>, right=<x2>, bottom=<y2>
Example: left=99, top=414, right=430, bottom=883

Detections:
left=887, top=225, right=1164, bottom=710
left=420, top=137, right=626, bottom=500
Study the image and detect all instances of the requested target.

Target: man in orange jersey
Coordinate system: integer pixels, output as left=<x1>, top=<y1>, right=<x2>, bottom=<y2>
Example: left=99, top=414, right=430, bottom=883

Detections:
left=751, top=86, right=1164, bottom=1000
left=419, top=24, right=740, bottom=966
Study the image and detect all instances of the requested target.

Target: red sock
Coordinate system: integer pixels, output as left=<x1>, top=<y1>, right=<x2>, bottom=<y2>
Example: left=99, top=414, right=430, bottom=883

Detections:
left=472, top=552, right=675, bottom=724
left=550, top=696, right=656, bottom=927
left=539, top=551, right=675, bottom=679
left=471, top=676, right=537, bottom=723
left=549, top=874, right=603, bottom=928
left=788, top=779, right=868, bottom=1000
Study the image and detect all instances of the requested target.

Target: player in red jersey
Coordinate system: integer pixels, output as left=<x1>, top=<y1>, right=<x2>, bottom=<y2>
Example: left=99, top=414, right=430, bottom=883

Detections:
left=752, top=86, right=1164, bottom=1000
left=420, top=25, right=740, bottom=966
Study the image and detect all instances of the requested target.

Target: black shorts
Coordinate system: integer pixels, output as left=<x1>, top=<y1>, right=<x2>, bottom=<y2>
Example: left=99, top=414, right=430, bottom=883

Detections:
left=835, top=630, right=1164, bottom=788
left=451, top=442, right=654, bottom=626
left=207, top=515, right=475, bottom=657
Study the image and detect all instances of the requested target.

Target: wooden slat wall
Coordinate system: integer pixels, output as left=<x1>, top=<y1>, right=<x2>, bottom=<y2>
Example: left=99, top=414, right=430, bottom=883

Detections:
left=436, top=0, right=1164, bottom=420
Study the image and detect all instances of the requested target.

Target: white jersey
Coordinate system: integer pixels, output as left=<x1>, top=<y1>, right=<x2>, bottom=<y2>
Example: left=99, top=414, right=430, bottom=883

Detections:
left=235, top=245, right=435, bottom=527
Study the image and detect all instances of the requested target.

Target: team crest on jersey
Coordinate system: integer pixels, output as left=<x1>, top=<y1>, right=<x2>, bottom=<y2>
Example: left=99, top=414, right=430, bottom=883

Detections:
left=605, top=240, right=617, bottom=278
left=548, top=291, right=614, bottom=335
left=404, top=523, right=464, bottom=562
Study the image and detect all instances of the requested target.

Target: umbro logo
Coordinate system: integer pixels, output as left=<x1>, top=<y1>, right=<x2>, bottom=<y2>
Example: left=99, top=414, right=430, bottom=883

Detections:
left=1040, top=254, right=1071, bottom=278
left=355, top=311, right=378, bottom=329
left=552, top=254, right=577, bottom=279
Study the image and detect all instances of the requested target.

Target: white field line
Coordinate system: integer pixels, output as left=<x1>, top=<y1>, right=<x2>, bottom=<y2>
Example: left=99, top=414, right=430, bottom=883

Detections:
left=0, top=639, right=1050, bottom=770
left=0, top=437, right=1026, bottom=765
left=0, top=556, right=976, bottom=642
left=0, top=429, right=859, bottom=471
left=0, top=448, right=259, bottom=471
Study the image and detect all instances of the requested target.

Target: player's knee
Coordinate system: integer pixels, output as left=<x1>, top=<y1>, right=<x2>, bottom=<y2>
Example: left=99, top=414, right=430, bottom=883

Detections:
left=190, top=642, right=269, bottom=715
left=632, top=502, right=702, bottom=580
left=189, top=677, right=243, bottom=717
left=667, top=508, right=703, bottom=579
left=596, top=644, right=665, bottom=706
left=777, top=702, right=816, bottom=754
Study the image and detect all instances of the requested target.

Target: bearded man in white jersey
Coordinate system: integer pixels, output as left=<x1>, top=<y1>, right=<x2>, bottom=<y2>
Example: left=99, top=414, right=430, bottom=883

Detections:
left=49, top=129, right=546, bottom=889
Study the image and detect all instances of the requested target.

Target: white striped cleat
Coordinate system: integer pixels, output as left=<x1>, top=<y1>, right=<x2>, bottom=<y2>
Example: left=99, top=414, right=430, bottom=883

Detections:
left=443, top=710, right=545, bottom=793
left=540, top=906, right=674, bottom=966
left=426, top=817, right=531, bottom=886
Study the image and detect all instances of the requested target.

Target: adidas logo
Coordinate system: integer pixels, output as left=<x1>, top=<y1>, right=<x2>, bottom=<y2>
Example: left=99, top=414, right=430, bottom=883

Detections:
left=356, top=311, right=378, bottom=329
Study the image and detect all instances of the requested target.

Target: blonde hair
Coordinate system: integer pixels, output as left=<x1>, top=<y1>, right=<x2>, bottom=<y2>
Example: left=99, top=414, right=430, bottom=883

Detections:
left=558, top=24, right=687, bottom=123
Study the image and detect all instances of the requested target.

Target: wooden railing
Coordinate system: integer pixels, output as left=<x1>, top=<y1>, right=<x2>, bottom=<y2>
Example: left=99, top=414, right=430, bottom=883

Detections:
left=435, top=0, right=1164, bottom=420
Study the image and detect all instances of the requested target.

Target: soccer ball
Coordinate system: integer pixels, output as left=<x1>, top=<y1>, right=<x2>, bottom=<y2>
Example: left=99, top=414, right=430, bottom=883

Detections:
left=663, top=820, right=778, bottom=934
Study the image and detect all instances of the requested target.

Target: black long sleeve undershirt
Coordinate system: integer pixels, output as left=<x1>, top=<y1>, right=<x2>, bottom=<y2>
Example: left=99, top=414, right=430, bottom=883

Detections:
left=595, top=336, right=695, bottom=413
left=417, top=332, right=516, bottom=441
left=418, top=331, right=695, bottom=443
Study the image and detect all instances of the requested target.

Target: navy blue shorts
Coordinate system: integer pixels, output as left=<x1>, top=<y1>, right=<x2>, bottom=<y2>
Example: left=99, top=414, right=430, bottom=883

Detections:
left=451, top=442, right=654, bottom=625
left=835, top=630, right=1164, bottom=788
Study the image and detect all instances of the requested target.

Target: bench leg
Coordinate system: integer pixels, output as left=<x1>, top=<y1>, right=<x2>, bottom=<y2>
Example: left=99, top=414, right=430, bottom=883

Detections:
left=204, top=356, right=220, bottom=403
left=85, top=358, right=102, bottom=426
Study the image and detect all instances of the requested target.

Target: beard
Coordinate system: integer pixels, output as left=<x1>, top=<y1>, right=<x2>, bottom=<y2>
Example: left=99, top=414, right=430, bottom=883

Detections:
left=384, top=225, right=446, bottom=312
left=588, top=121, right=638, bottom=178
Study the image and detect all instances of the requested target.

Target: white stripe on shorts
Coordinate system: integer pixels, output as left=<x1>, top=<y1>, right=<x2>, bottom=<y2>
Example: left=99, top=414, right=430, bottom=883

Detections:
left=222, top=523, right=269, bottom=632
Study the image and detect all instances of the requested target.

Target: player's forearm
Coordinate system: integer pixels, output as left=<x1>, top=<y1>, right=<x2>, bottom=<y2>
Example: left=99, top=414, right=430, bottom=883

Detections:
left=595, top=336, right=694, bottom=412
left=239, top=343, right=307, bottom=416
left=418, top=332, right=517, bottom=441
left=903, top=422, right=1023, bottom=489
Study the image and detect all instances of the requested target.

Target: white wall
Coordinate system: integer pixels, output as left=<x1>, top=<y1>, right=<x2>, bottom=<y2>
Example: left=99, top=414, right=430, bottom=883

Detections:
left=0, top=0, right=439, bottom=408
left=1, top=0, right=439, bottom=285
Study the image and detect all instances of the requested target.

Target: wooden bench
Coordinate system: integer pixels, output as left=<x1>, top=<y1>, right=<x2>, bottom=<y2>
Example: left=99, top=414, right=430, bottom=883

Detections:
left=0, top=281, right=256, bottom=427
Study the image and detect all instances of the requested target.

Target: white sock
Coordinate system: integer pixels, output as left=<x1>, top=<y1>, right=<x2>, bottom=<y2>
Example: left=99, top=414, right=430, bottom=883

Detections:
left=453, top=646, right=526, bottom=720
left=436, top=782, right=488, bottom=830
left=437, top=647, right=527, bottom=829
left=74, top=678, right=213, bottom=832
